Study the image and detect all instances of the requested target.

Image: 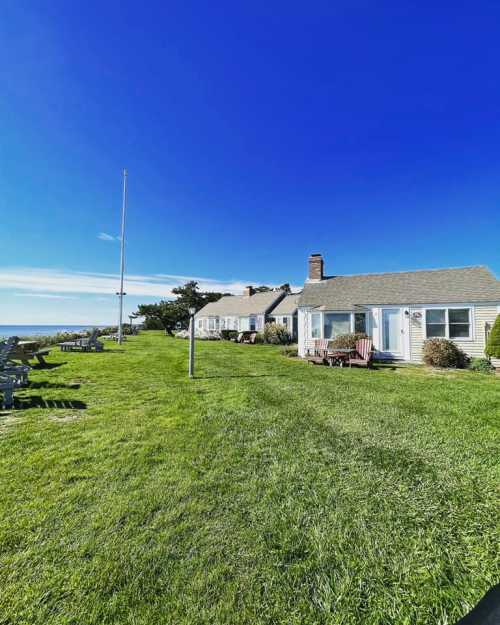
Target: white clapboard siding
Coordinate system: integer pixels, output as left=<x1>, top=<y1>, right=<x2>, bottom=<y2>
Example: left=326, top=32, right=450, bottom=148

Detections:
left=409, top=304, right=500, bottom=364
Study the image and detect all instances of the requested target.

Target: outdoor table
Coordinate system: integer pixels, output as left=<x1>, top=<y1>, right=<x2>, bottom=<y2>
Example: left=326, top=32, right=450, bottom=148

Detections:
left=18, top=340, right=39, bottom=350
left=11, top=340, right=50, bottom=366
left=327, top=348, right=355, bottom=367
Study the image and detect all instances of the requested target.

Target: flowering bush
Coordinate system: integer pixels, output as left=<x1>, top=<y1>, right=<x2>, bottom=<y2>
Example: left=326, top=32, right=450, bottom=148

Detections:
left=422, top=338, right=469, bottom=368
left=330, top=333, right=368, bottom=350
left=262, top=323, right=292, bottom=345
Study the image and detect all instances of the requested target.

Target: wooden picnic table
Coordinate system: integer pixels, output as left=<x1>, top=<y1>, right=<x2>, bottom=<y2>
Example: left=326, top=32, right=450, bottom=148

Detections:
left=10, top=341, right=51, bottom=366
left=327, top=347, right=356, bottom=367
left=19, top=340, right=39, bottom=350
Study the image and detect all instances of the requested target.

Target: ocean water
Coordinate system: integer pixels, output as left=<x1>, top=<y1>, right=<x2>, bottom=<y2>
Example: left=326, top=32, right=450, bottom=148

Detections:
left=0, top=325, right=107, bottom=339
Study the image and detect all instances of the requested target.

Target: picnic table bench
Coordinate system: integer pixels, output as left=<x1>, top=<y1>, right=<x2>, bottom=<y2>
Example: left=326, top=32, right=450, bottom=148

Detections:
left=60, top=328, right=103, bottom=352
left=326, top=347, right=355, bottom=367
left=9, top=341, right=51, bottom=366
left=0, top=337, right=32, bottom=407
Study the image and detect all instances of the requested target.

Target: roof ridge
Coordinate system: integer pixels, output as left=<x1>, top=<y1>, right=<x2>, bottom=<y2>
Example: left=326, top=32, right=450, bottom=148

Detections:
left=219, top=289, right=286, bottom=298
left=324, top=265, right=488, bottom=279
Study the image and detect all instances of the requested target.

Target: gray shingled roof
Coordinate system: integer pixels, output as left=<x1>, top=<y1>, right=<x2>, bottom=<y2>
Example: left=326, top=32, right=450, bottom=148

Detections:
left=196, top=290, right=286, bottom=317
left=299, top=266, right=500, bottom=310
left=270, top=293, right=301, bottom=315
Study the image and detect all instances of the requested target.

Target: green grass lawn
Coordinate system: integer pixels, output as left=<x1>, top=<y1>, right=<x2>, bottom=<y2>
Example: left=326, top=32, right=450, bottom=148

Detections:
left=0, top=332, right=499, bottom=625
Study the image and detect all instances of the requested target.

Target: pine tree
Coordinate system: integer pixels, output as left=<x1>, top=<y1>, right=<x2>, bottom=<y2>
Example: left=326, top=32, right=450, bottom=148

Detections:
left=485, top=314, right=500, bottom=358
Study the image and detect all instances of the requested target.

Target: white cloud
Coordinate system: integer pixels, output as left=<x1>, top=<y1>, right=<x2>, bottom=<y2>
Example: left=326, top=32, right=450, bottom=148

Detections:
left=14, top=293, right=77, bottom=300
left=0, top=267, right=300, bottom=299
left=97, top=232, right=117, bottom=242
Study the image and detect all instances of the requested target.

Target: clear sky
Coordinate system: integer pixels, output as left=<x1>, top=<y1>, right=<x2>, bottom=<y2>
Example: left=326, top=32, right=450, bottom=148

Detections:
left=1, top=1, right=500, bottom=324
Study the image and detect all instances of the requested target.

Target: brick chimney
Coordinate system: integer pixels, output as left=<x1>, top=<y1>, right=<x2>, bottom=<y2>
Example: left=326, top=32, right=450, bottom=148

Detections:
left=308, top=254, right=324, bottom=281
left=243, top=285, right=255, bottom=297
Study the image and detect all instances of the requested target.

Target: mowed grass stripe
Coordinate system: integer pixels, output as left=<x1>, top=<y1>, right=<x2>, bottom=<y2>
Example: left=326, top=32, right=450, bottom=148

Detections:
left=0, top=332, right=498, bottom=624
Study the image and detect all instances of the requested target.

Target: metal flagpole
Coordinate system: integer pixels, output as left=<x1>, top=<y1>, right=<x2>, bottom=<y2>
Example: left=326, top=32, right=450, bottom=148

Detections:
left=188, top=307, right=196, bottom=378
left=117, top=169, right=128, bottom=345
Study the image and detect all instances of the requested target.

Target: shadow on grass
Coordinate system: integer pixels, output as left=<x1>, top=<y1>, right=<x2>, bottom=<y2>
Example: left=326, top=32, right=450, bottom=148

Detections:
left=28, top=381, right=81, bottom=390
left=195, top=373, right=288, bottom=380
left=14, top=396, right=87, bottom=410
left=308, top=420, right=439, bottom=484
left=31, top=362, right=67, bottom=370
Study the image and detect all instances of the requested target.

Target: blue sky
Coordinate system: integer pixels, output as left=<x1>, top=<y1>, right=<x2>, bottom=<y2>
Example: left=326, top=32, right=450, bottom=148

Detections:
left=1, top=1, right=500, bottom=324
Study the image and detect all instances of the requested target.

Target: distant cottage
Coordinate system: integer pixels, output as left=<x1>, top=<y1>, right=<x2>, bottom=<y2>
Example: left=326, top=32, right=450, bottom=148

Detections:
left=195, top=287, right=299, bottom=338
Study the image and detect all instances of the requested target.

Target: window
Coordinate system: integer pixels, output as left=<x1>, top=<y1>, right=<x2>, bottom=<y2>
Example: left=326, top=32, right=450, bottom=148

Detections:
left=311, top=313, right=321, bottom=338
left=197, top=319, right=203, bottom=329
left=354, top=312, right=367, bottom=334
left=324, top=313, right=351, bottom=339
left=282, top=316, right=288, bottom=327
left=426, top=309, right=446, bottom=337
left=249, top=316, right=256, bottom=331
left=208, top=318, right=216, bottom=331
left=449, top=308, right=470, bottom=338
left=425, top=308, right=471, bottom=339
left=240, top=317, right=249, bottom=331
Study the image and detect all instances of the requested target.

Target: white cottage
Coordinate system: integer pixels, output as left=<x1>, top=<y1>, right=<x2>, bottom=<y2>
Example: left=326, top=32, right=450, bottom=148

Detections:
left=268, top=293, right=300, bottom=340
left=195, top=286, right=287, bottom=334
left=298, top=254, right=500, bottom=365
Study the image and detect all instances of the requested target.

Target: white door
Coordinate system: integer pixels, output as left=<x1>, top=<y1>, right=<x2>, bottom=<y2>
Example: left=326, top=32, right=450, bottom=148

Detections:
left=382, top=308, right=402, bottom=357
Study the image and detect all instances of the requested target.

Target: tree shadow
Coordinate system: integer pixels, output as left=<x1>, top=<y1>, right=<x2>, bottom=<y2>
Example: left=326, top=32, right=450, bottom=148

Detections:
left=13, top=396, right=87, bottom=410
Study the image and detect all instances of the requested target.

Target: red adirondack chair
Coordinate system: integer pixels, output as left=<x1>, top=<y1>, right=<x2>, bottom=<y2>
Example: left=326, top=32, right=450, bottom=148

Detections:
left=306, top=339, right=330, bottom=365
left=348, top=338, right=373, bottom=368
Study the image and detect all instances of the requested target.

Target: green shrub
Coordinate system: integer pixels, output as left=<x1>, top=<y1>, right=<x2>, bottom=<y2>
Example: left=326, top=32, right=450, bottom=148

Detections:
left=262, top=323, right=292, bottom=345
left=468, top=357, right=495, bottom=374
left=422, top=338, right=469, bottom=368
left=14, top=326, right=136, bottom=348
left=485, top=314, right=500, bottom=359
left=280, top=345, right=298, bottom=358
left=254, top=332, right=265, bottom=344
left=330, top=333, right=368, bottom=350
left=220, top=330, right=238, bottom=341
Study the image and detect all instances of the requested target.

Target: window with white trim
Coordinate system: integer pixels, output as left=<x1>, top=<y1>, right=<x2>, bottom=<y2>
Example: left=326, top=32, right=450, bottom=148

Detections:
left=425, top=308, right=471, bottom=339
left=354, top=312, right=367, bottom=334
left=324, top=313, right=351, bottom=339
left=240, top=317, right=250, bottom=331
left=197, top=319, right=203, bottom=329
left=309, top=310, right=370, bottom=339
left=311, top=313, right=321, bottom=338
